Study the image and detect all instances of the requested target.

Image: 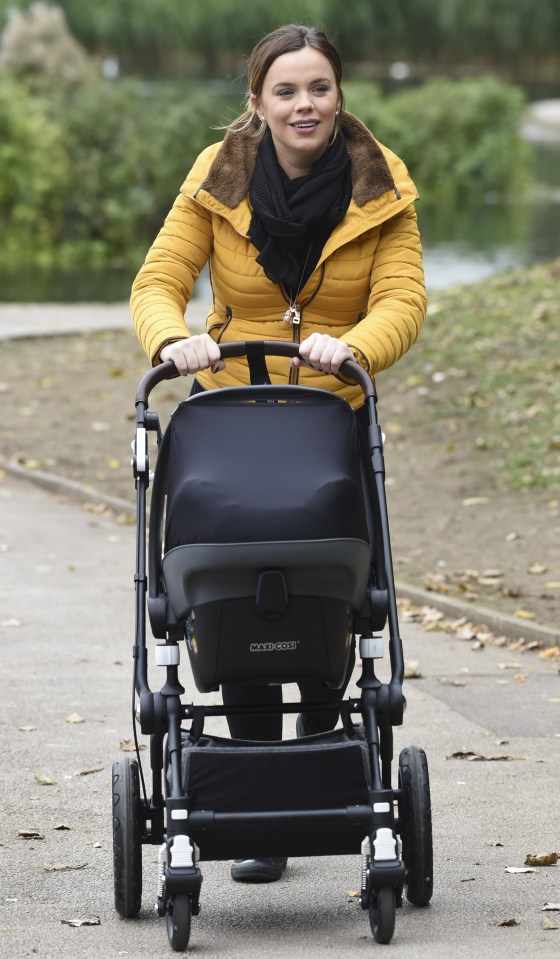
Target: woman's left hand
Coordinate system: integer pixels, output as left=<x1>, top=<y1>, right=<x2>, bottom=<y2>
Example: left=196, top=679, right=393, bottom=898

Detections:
left=291, top=333, right=354, bottom=374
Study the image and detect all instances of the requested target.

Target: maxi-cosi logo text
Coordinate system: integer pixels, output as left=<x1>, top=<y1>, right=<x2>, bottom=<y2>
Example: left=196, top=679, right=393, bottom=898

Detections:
left=249, top=641, right=300, bottom=653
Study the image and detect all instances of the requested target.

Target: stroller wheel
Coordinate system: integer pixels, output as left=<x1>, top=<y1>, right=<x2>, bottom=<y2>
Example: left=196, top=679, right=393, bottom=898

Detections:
left=112, top=758, right=143, bottom=917
left=398, top=745, right=433, bottom=906
left=369, top=886, right=396, bottom=944
left=166, top=894, right=192, bottom=952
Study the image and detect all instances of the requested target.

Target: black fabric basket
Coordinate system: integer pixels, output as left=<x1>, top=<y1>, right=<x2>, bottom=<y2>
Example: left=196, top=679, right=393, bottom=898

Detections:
left=178, top=727, right=374, bottom=861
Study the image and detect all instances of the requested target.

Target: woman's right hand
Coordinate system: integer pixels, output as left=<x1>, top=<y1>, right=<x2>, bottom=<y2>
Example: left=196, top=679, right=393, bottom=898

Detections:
left=159, top=334, right=226, bottom=376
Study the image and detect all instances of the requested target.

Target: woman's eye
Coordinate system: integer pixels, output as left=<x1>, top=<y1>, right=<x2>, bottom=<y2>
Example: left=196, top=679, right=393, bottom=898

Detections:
left=277, top=89, right=293, bottom=97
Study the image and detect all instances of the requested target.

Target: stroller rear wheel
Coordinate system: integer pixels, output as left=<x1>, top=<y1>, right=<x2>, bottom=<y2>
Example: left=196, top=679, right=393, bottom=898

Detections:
left=166, top=894, right=192, bottom=952
left=369, top=886, right=396, bottom=944
left=398, top=745, right=433, bottom=906
left=112, top=757, right=143, bottom=918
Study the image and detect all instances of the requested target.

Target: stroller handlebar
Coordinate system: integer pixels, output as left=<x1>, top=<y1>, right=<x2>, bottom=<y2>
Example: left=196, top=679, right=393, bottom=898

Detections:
left=135, top=340, right=376, bottom=406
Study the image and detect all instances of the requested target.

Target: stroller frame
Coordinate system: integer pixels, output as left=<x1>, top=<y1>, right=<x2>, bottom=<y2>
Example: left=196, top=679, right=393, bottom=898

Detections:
left=112, top=341, right=433, bottom=952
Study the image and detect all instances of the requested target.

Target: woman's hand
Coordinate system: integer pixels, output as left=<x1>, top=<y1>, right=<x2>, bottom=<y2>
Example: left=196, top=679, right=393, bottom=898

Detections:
left=159, top=334, right=226, bottom=376
left=291, top=333, right=353, bottom=374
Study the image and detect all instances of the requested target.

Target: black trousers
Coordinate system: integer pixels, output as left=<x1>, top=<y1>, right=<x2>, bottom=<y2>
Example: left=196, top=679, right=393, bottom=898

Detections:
left=189, top=377, right=369, bottom=741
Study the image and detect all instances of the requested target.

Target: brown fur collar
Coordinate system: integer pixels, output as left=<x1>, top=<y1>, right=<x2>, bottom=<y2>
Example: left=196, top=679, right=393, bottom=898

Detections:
left=199, top=110, right=396, bottom=208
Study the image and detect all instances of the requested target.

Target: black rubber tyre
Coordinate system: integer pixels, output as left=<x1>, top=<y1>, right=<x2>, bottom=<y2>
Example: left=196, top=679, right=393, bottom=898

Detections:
left=167, top=894, right=192, bottom=952
left=369, top=886, right=396, bottom=944
left=398, top=745, right=433, bottom=906
left=112, top=758, right=143, bottom=918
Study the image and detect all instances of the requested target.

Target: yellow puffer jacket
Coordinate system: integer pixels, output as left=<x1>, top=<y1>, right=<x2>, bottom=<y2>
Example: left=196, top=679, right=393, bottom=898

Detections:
left=131, top=111, right=426, bottom=407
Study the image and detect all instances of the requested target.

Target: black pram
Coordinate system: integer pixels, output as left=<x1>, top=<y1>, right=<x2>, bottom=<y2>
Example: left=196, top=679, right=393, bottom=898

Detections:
left=111, top=341, right=433, bottom=952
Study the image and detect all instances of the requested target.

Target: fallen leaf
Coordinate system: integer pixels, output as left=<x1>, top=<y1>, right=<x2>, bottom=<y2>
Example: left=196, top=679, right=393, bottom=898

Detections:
left=497, top=918, right=519, bottom=927
left=53, top=823, right=72, bottom=831
left=43, top=863, right=87, bottom=872
left=74, top=766, right=104, bottom=777
left=106, top=458, right=121, bottom=470
left=346, top=890, right=360, bottom=898
left=61, top=916, right=100, bottom=927
left=528, top=563, right=548, bottom=575
left=544, top=581, right=560, bottom=589
left=539, top=647, right=560, bottom=659
left=35, top=773, right=57, bottom=786
left=462, top=497, right=490, bottom=507
left=19, top=725, right=36, bottom=732
left=543, top=903, right=560, bottom=911
left=514, top=609, right=535, bottom=620
left=404, top=660, right=423, bottom=679
left=18, top=829, right=44, bottom=840
left=505, top=866, right=536, bottom=874
left=447, top=751, right=525, bottom=762
left=525, top=852, right=559, bottom=867
left=542, top=916, right=559, bottom=930
left=66, top=713, right=85, bottom=725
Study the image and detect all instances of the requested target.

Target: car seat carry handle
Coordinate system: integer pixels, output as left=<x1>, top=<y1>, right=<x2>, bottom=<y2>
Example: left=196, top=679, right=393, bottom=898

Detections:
left=135, top=341, right=376, bottom=406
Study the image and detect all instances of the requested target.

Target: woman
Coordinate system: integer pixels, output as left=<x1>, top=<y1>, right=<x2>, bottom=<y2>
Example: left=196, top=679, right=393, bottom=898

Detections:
left=132, top=23, right=426, bottom=883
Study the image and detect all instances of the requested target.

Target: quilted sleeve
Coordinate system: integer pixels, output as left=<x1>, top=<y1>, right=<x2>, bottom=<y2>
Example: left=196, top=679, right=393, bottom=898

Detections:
left=341, top=204, right=427, bottom=374
left=131, top=190, right=213, bottom=364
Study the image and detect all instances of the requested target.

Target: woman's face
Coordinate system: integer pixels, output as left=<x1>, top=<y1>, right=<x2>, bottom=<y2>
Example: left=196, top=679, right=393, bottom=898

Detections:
left=252, top=46, right=341, bottom=178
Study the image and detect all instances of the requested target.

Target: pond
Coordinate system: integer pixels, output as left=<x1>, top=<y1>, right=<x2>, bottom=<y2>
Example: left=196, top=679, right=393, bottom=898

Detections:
left=1, top=144, right=559, bottom=302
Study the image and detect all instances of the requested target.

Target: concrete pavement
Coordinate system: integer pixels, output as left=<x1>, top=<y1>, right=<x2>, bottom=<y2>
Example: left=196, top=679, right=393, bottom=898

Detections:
left=0, top=473, right=559, bottom=958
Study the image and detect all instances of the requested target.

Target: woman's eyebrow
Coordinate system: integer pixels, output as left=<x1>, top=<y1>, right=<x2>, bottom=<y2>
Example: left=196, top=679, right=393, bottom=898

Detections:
left=271, top=76, right=332, bottom=90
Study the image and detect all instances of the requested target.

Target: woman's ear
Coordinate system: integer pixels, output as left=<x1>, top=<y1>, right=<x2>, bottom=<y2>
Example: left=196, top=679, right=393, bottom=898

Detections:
left=249, top=93, right=260, bottom=117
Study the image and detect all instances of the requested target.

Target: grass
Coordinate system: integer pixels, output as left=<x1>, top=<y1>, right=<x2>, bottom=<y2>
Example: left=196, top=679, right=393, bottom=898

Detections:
left=380, top=257, right=560, bottom=491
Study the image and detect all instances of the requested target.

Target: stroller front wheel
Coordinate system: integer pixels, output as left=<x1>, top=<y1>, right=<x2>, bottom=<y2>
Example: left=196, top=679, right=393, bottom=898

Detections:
left=369, top=886, right=396, bottom=944
left=166, top=894, right=192, bottom=952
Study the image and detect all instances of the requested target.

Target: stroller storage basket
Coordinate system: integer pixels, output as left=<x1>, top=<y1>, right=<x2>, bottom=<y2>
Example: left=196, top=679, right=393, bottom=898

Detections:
left=178, top=727, right=373, bottom=860
left=149, top=386, right=373, bottom=692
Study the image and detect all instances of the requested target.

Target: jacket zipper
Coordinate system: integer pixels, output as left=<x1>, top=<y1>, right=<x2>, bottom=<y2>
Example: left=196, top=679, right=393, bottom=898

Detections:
left=283, top=265, right=325, bottom=386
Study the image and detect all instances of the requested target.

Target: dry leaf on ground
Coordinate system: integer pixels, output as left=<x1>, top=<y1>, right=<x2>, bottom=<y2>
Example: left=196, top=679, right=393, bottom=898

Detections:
left=524, top=852, right=559, bottom=867
left=74, top=766, right=104, bottom=777
left=447, top=751, right=525, bottom=762
left=505, top=866, right=536, bottom=874
left=43, top=863, right=87, bottom=872
left=35, top=773, right=57, bottom=786
left=18, top=829, right=44, bottom=840
left=61, top=916, right=100, bottom=927
left=66, top=713, right=85, bottom=724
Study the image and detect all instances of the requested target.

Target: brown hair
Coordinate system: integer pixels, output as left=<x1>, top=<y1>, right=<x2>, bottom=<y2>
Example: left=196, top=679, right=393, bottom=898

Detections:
left=228, top=24, right=344, bottom=137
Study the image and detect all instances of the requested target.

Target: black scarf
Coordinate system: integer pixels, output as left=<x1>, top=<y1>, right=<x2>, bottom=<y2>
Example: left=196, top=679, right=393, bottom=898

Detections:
left=248, top=131, right=352, bottom=297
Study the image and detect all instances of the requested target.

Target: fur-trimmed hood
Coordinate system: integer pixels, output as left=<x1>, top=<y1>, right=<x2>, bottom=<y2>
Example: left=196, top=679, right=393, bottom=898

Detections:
left=197, top=110, right=409, bottom=209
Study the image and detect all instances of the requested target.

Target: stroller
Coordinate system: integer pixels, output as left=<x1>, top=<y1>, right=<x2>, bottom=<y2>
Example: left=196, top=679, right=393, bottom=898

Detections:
left=112, top=340, right=433, bottom=951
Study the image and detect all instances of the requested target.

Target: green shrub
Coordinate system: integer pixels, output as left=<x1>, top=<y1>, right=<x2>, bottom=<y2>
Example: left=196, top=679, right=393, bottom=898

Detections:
left=0, top=77, right=69, bottom=261
left=345, top=77, right=533, bottom=203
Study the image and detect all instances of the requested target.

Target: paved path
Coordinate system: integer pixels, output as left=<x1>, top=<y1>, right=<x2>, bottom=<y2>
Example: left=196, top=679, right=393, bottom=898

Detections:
left=0, top=297, right=207, bottom=340
left=1, top=474, right=559, bottom=958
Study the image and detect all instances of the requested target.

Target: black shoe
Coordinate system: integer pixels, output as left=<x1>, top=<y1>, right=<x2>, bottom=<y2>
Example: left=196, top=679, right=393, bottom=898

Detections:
left=230, top=857, right=288, bottom=883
